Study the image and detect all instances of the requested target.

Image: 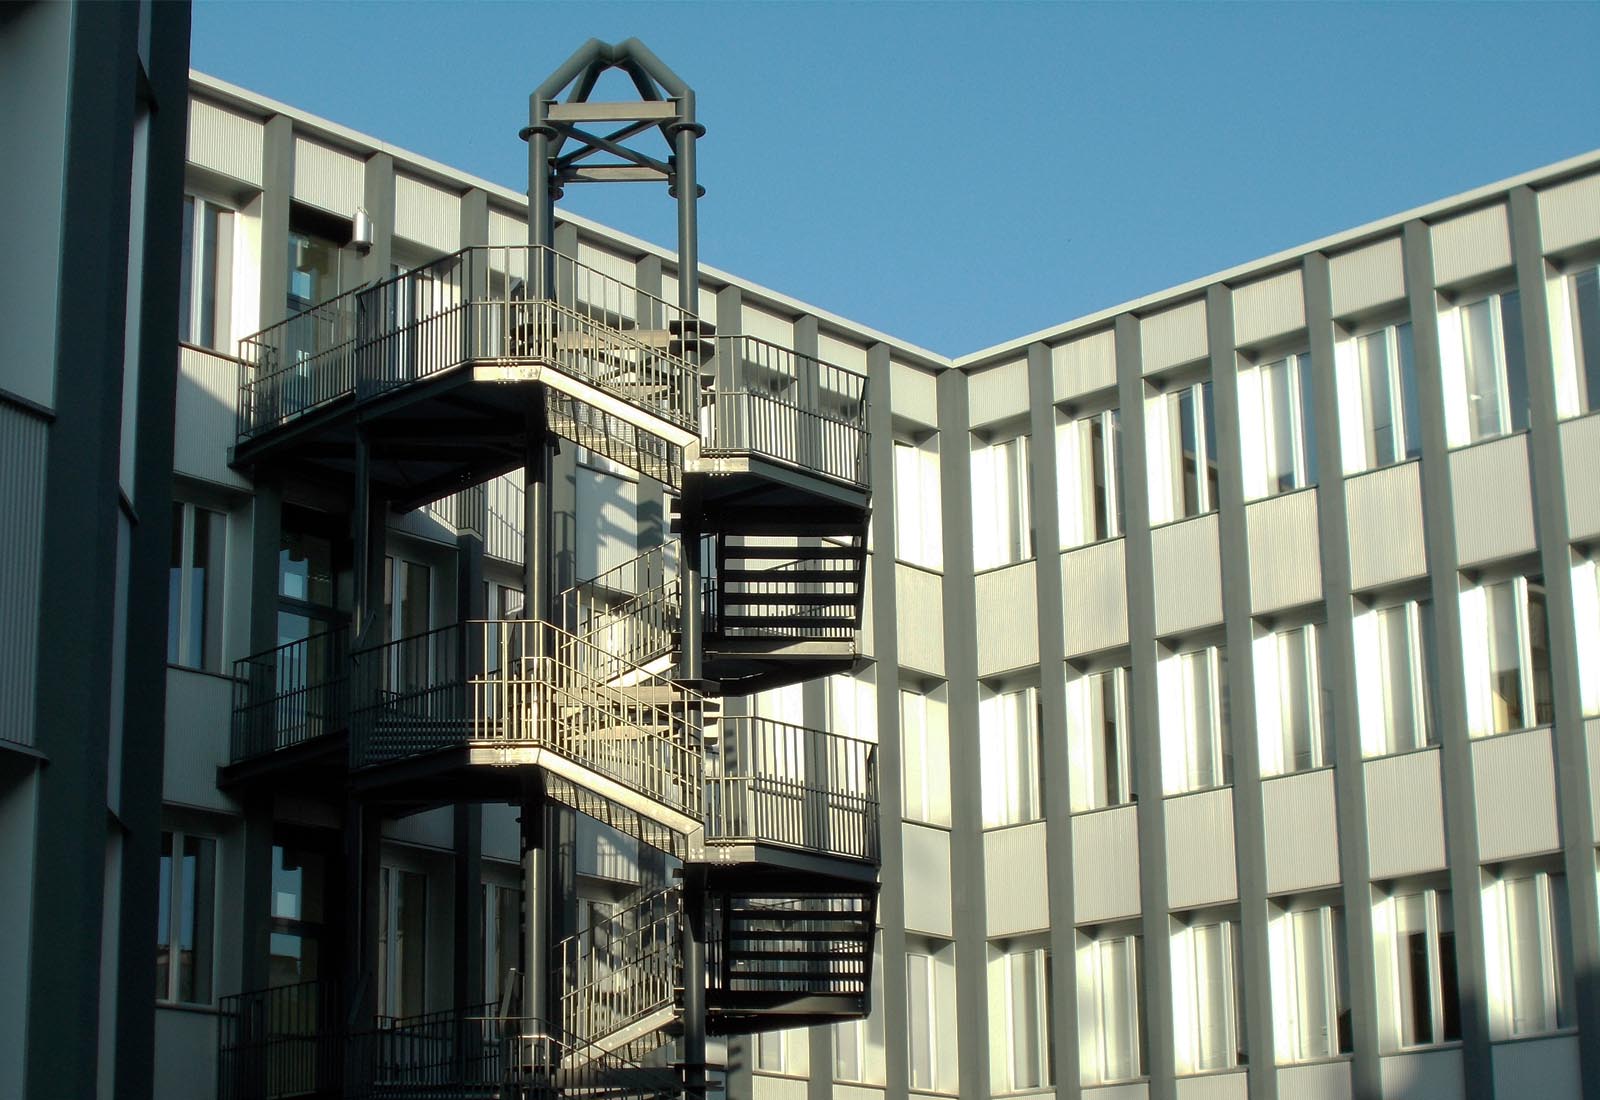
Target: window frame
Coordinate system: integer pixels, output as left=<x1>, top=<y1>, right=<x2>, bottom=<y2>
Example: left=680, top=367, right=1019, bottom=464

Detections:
left=168, top=500, right=227, bottom=673
left=992, top=943, right=1055, bottom=1093
left=1337, top=318, right=1421, bottom=474
left=1169, top=914, right=1246, bottom=1075
left=1483, top=865, right=1575, bottom=1039
left=971, top=430, right=1035, bottom=571
left=1442, top=286, right=1528, bottom=447
left=1375, top=884, right=1461, bottom=1051
left=1149, top=373, right=1219, bottom=524
left=893, top=434, right=944, bottom=571
left=900, top=685, right=951, bottom=827
left=979, top=682, right=1044, bottom=828
left=156, top=827, right=218, bottom=1006
left=1256, top=620, right=1332, bottom=777
left=1159, top=642, right=1231, bottom=796
left=1553, top=260, right=1600, bottom=419
left=178, top=193, right=233, bottom=351
left=1057, top=403, right=1124, bottom=548
left=1461, top=573, right=1553, bottom=738
left=1066, top=664, right=1136, bottom=813
left=1240, top=348, right=1318, bottom=500
left=1076, top=925, right=1147, bottom=1086
left=1268, top=898, right=1352, bottom=1064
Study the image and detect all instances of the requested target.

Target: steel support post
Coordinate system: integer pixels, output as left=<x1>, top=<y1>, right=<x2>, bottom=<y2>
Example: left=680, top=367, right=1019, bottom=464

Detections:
left=681, top=871, right=708, bottom=1100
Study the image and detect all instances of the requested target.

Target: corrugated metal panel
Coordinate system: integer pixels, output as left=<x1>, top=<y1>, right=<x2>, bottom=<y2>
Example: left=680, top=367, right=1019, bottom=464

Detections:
left=895, top=564, right=944, bottom=676
left=1365, top=749, right=1447, bottom=879
left=1472, top=727, right=1561, bottom=862
left=1053, top=327, right=1117, bottom=404
left=574, top=240, right=636, bottom=287
left=889, top=360, right=938, bottom=428
left=1071, top=805, right=1140, bottom=923
left=983, top=822, right=1050, bottom=935
left=1345, top=463, right=1427, bottom=591
left=751, top=1074, right=808, bottom=1100
left=1139, top=298, right=1208, bottom=375
left=1378, top=1048, right=1465, bottom=1100
left=1491, top=1035, right=1579, bottom=1100
left=0, top=404, right=46, bottom=747
left=1561, top=413, right=1600, bottom=541
left=394, top=174, right=460, bottom=253
left=1232, top=269, right=1305, bottom=348
left=1262, top=770, right=1341, bottom=894
left=1152, top=512, right=1223, bottom=638
left=968, top=358, right=1029, bottom=428
left=1062, top=540, right=1129, bottom=658
left=1276, top=1060, right=1352, bottom=1100
left=901, top=823, right=953, bottom=937
left=291, top=135, right=362, bottom=216
left=173, top=347, right=249, bottom=489
left=975, top=559, right=1037, bottom=676
left=1079, top=1083, right=1151, bottom=1100
left=1537, top=171, right=1600, bottom=256
left=384, top=806, right=455, bottom=849
left=187, top=98, right=262, bottom=186
left=1165, top=788, right=1237, bottom=909
left=1246, top=489, right=1322, bottom=614
left=1430, top=204, right=1512, bottom=288
left=1174, top=1071, right=1248, bottom=1100
left=1450, top=434, right=1535, bottom=567
left=487, top=208, right=525, bottom=247
left=1329, top=237, right=1406, bottom=320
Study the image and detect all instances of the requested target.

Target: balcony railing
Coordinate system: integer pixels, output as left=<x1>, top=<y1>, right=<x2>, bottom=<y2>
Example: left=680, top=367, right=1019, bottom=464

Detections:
left=702, top=335, right=870, bottom=491
left=231, top=627, right=350, bottom=764
left=237, top=245, right=702, bottom=443
left=706, top=717, right=879, bottom=864
left=218, top=979, right=343, bottom=1100
left=555, top=887, right=680, bottom=1048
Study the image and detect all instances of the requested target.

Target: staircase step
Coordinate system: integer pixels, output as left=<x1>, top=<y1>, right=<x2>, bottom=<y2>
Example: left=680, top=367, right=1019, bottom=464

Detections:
left=716, top=614, right=857, bottom=628
left=718, top=592, right=856, bottom=607
left=718, top=544, right=861, bottom=561
left=717, top=568, right=863, bottom=583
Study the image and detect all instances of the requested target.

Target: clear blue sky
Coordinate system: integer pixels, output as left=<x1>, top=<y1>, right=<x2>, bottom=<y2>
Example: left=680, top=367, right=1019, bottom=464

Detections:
left=192, top=1, right=1600, bottom=357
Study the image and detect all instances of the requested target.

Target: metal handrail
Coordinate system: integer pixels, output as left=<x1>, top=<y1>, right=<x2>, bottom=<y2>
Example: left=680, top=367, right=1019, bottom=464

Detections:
left=230, top=627, right=350, bottom=764
left=218, top=979, right=343, bottom=1100
left=554, top=886, right=681, bottom=1048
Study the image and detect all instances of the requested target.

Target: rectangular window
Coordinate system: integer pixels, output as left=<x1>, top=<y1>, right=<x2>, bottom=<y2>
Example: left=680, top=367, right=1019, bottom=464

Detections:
left=1076, top=928, right=1146, bottom=1086
left=168, top=501, right=227, bottom=672
left=972, top=434, right=1033, bottom=570
left=1058, top=407, right=1123, bottom=547
left=894, top=437, right=944, bottom=570
left=1484, top=868, right=1574, bottom=1038
left=1443, top=289, right=1528, bottom=445
left=383, top=556, right=433, bottom=694
left=157, top=830, right=216, bottom=1004
left=1256, top=623, right=1330, bottom=776
left=1375, top=886, right=1460, bottom=1050
left=1557, top=264, right=1600, bottom=418
left=991, top=946, right=1054, bottom=1093
left=907, top=943, right=957, bottom=1092
left=1159, top=644, right=1230, bottom=795
left=1066, top=666, right=1136, bottom=812
left=1461, top=575, right=1553, bottom=737
left=377, top=866, right=427, bottom=1018
left=1574, top=555, right=1600, bottom=718
left=901, top=688, right=951, bottom=827
left=179, top=195, right=232, bottom=349
left=1241, top=351, right=1318, bottom=498
left=1269, top=902, right=1352, bottom=1064
left=483, top=881, right=521, bottom=1008
left=1150, top=377, right=1219, bottom=523
left=1338, top=321, right=1421, bottom=472
left=835, top=946, right=886, bottom=1083
left=1170, top=917, right=1246, bottom=1074
left=1355, top=598, right=1437, bottom=757
left=980, top=685, right=1042, bottom=827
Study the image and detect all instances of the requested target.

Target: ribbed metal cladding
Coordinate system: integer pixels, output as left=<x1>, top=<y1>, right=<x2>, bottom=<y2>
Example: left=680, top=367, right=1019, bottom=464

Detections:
left=0, top=401, right=48, bottom=748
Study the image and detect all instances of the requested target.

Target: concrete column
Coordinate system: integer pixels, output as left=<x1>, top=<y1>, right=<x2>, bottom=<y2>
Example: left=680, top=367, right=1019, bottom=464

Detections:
left=360, top=151, right=395, bottom=285
left=258, top=114, right=294, bottom=330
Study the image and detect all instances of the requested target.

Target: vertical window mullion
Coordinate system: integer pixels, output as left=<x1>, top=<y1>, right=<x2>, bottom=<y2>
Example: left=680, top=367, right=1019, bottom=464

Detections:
left=178, top=505, right=195, bottom=667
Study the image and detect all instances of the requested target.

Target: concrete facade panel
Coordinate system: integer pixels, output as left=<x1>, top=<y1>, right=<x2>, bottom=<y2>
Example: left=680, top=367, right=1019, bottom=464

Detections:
left=752, top=1073, right=808, bottom=1100
left=1430, top=203, right=1513, bottom=288
left=902, top=823, right=953, bottom=937
left=1174, top=1070, right=1248, bottom=1100
left=1053, top=328, right=1117, bottom=404
left=394, top=173, right=461, bottom=254
left=975, top=560, right=1039, bottom=677
left=984, top=822, right=1050, bottom=936
left=1231, top=269, right=1306, bottom=349
left=1378, top=1048, right=1465, bottom=1100
left=174, top=347, right=250, bottom=490
left=1083, top=1085, right=1151, bottom=1100
left=1450, top=434, right=1536, bottom=567
left=1152, top=514, right=1223, bottom=637
left=1561, top=412, right=1600, bottom=541
left=969, top=359, right=1030, bottom=429
left=1491, top=1035, right=1580, bottom=1100
left=1345, top=463, right=1428, bottom=591
left=161, top=669, right=235, bottom=814
left=741, top=305, right=793, bottom=347
left=487, top=208, right=525, bottom=247
left=895, top=564, right=945, bottom=676
left=817, top=331, right=868, bottom=374
left=1164, top=789, right=1238, bottom=910
left=1140, top=299, right=1208, bottom=374
left=1071, top=806, right=1141, bottom=924
left=1365, top=750, right=1448, bottom=879
left=291, top=135, right=363, bottom=217
left=890, top=361, right=938, bottom=428
left=1261, top=769, right=1341, bottom=895
left=1329, top=237, right=1406, bottom=320
left=1246, top=489, right=1323, bottom=614
left=0, top=404, right=46, bottom=747
left=1536, top=170, right=1600, bottom=256
left=153, top=1006, right=219, bottom=1100
left=1276, top=1060, right=1352, bottom=1100
left=1061, top=541, right=1130, bottom=658
left=1472, top=727, right=1562, bottom=862
left=187, top=98, right=264, bottom=187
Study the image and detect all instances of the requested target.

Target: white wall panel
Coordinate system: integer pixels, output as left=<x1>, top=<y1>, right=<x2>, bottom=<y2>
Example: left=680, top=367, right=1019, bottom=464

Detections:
left=153, top=1007, right=219, bottom=1100
left=817, top=331, right=868, bottom=374
left=1082, top=1085, right=1150, bottom=1100
left=1365, top=750, right=1447, bottom=878
left=902, top=823, right=953, bottom=936
left=1164, top=788, right=1237, bottom=909
left=1262, top=769, right=1340, bottom=894
left=1450, top=434, right=1535, bottom=567
left=984, top=822, right=1050, bottom=935
left=1589, top=719, right=1600, bottom=839
left=1062, top=542, right=1129, bottom=658
left=1152, top=513, right=1223, bottom=637
left=1232, top=269, right=1305, bottom=348
left=487, top=208, right=526, bottom=247
left=1492, top=1035, right=1579, bottom=1100
left=161, top=669, right=236, bottom=814
left=395, top=174, right=461, bottom=253
left=890, top=361, right=938, bottom=428
left=895, top=564, right=944, bottom=676
left=1071, top=806, right=1140, bottom=923
left=968, top=358, right=1029, bottom=428
left=1345, top=463, right=1427, bottom=591
left=174, top=347, right=250, bottom=489
left=1276, top=1060, right=1351, bottom=1100
left=975, top=560, right=1038, bottom=677
left=187, top=98, right=263, bottom=187
left=1430, top=204, right=1512, bottom=288
left=291, top=135, right=362, bottom=216
left=1472, top=727, right=1561, bottom=861
left=1053, top=328, right=1117, bottom=403
left=1536, top=171, right=1600, bottom=256
left=753, top=1074, right=808, bottom=1100
left=1329, top=237, right=1406, bottom=320
left=1561, top=413, right=1600, bottom=541
left=1246, top=490, right=1322, bottom=614
left=1174, top=1072, right=1247, bottom=1100
left=1140, top=299, right=1208, bottom=374
left=741, top=305, right=794, bottom=347
left=1378, top=1049, right=1465, bottom=1100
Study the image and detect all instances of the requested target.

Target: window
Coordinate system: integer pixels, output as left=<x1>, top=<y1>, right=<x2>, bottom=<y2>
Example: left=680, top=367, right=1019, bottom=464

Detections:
left=1256, top=623, right=1331, bottom=776
left=1066, top=666, right=1136, bottom=812
left=835, top=946, right=886, bottom=1084
left=1159, top=644, right=1230, bottom=795
left=483, top=880, right=521, bottom=1008
left=1441, top=288, right=1528, bottom=445
left=990, top=945, right=1054, bottom=1093
left=756, top=1028, right=806, bottom=1075
left=1574, top=554, right=1600, bottom=718
left=1076, top=927, right=1146, bottom=1086
left=1483, top=867, right=1574, bottom=1038
left=1268, top=901, right=1352, bottom=1064
left=168, top=501, right=227, bottom=672
left=1149, top=376, right=1218, bottom=523
left=179, top=195, right=232, bottom=349
left=972, top=433, right=1033, bottom=570
left=377, top=866, right=427, bottom=1017
left=1338, top=321, right=1421, bottom=473
left=907, top=942, right=958, bottom=1092
left=1355, top=597, right=1437, bottom=757
left=287, top=227, right=343, bottom=314
left=900, top=687, right=951, bottom=827
left=384, top=556, right=432, bottom=694
left=1240, top=350, right=1318, bottom=498
left=1461, top=574, right=1553, bottom=736
left=156, top=830, right=216, bottom=1003
left=1374, top=886, right=1460, bottom=1050
left=270, top=836, right=330, bottom=987
left=1170, top=916, right=1246, bottom=1075
left=1554, top=263, right=1600, bottom=418
left=894, top=437, right=944, bottom=570
left=1058, top=407, right=1123, bottom=547
left=980, top=685, right=1042, bottom=827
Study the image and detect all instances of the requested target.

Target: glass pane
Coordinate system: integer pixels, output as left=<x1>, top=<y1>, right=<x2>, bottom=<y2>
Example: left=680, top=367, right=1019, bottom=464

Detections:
left=1185, top=651, right=1216, bottom=790
left=1462, top=299, right=1506, bottom=440
left=1010, top=952, right=1042, bottom=1088
left=908, top=957, right=933, bottom=1089
left=1504, top=876, right=1546, bottom=1034
left=1437, top=893, right=1461, bottom=1041
left=1100, top=938, right=1135, bottom=1082
left=1359, top=331, right=1396, bottom=468
left=1379, top=606, right=1420, bottom=754
left=1485, top=582, right=1526, bottom=733
left=1573, top=268, right=1600, bottom=414
left=177, top=835, right=215, bottom=1003
left=272, top=843, right=326, bottom=924
left=1202, top=382, right=1219, bottom=511
left=1177, top=387, right=1200, bottom=517
left=1089, top=416, right=1109, bottom=541
left=1192, top=924, right=1230, bottom=1070
left=1297, top=354, right=1318, bottom=488
left=191, top=508, right=226, bottom=672
left=198, top=202, right=220, bottom=348
left=1397, top=324, right=1422, bottom=459
left=398, top=870, right=427, bottom=1016
left=156, top=832, right=173, bottom=999
left=168, top=504, right=185, bottom=664
left=1292, top=910, right=1332, bottom=1059
left=1500, top=292, right=1528, bottom=433
left=269, top=930, right=319, bottom=987
left=1526, top=580, right=1553, bottom=727
left=279, top=531, right=335, bottom=606
left=1264, top=358, right=1297, bottom=493
left=1278, top=628, right=1315, bottom=771
left=1395, top=893, right=1432, bottom=1045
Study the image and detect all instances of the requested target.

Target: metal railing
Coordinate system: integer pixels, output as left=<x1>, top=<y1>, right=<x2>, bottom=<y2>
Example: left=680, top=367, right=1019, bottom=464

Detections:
left=427, top=475, right=525, bottom=563
left=706, top=890, right=876, bottom=1003
left=706, top=717, right=879, bottom=864
left=703, top=335, right=870, bottom=490
left=710, top=539, right=865, bottom=641
left=349, top=619, right=705, bottom=824
left=559, top=539, right=685, bottom=667
left=237, top=245, right=702, bottom=442
left=555, top=887, right=681, bottom=1048
left=218, top=979, right=343, bottom=1100
left=230, top=628, right=350, bottom=764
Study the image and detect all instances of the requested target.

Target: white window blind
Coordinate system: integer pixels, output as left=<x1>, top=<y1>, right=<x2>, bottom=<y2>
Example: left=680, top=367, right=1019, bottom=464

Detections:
left=980, top=686, right=1042, bottom=827
left=1066, top=667, right=1135, bottom=812
left=972, top=434, right=1033, bottom=570
left=1158, top=645, right=1230, bottom=795
left=1076, top=929, right=1145, bottom=1086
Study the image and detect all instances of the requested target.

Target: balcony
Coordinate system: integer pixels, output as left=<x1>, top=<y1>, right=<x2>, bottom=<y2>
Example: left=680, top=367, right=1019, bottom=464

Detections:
left=222, top=628, right=350, bottom=790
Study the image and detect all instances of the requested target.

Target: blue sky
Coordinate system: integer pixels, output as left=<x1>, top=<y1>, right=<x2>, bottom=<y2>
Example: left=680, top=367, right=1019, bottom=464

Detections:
left=192, top=2, right=1600, bottom=357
